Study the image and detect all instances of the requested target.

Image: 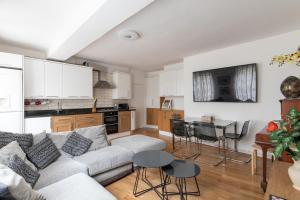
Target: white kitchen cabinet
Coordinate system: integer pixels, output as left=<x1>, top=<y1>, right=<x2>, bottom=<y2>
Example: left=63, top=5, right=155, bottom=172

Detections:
left=159, top=70, right=177, bottom=96
left=25, top=117, right=51, bottom=134
left=159, top=68, right=184, bottom=97
left=176, top=68, right=184, bottom=96
left=0, top=52, right=23, bottom=69
left=45, top=61, right=62, bottom=98
left=146, top=75, right=160, bottom=108
left=24, top=57, right=45, bottom=98
left=112, top=72, right=131, bottom=99
left=62, top=64, right=93, bottom=99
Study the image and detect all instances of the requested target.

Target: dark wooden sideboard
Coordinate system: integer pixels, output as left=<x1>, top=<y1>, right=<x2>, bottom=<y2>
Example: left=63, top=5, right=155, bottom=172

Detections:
left=255, top=99, right=300, bottom=192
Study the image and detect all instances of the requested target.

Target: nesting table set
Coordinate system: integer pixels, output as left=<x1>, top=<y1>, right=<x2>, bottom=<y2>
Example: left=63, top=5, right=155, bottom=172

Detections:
left=133, top=150, right=200, bottom=200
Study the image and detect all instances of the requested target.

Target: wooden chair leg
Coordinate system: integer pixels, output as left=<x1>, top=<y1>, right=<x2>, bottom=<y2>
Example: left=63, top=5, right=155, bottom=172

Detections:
left=251, top=149, right=257, bottom=175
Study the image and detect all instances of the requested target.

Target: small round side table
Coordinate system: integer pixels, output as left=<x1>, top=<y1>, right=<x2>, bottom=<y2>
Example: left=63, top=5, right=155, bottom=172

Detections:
left=162, top=160, right=201, bottom=200
left=133, top=150, right=173, bottom=199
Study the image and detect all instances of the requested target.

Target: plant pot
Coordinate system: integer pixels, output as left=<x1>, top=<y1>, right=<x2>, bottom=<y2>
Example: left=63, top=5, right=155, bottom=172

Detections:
left=280, top=76, right=300, bottom=98
left=288, top=159, right=300, bottom=191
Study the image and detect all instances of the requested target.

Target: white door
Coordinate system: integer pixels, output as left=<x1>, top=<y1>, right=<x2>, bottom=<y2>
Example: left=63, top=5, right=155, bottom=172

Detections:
left=145, top=77, right=153, bottom=107
left=62, top=64, right=78, bottom=98
left=0, top=52, right=23, bottom=69
left=0, top=68, right=23, bottom=112
left=77, top=67, right=93, bottom=99
left=24, top=58, right=45, bottom=98
left=0, top=112, right=23, bottom=133
left=45, top=61, right=62, bottom=98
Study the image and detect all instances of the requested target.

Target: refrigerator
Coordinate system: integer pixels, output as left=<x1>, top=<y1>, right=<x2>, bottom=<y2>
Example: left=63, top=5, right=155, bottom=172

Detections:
left=0, top=57, right=24, bottom=133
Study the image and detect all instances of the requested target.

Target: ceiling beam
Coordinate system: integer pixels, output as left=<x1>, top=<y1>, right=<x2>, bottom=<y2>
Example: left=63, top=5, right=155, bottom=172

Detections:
left=47, top=0, right=155, bottom=61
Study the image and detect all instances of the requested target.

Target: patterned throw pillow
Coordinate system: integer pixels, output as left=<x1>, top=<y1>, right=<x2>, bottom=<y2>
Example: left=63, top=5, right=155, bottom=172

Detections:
left=8, top=155, right=40, bottom=187
left=0, top=131, right=33, bottom=152
left=27, top=136, right=61, bottom=169
left=62, top=132, right=93, bottom=156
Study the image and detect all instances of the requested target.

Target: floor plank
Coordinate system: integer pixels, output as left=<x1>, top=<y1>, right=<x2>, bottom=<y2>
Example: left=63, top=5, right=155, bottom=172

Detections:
left=106, top=128, right=270, bottom=200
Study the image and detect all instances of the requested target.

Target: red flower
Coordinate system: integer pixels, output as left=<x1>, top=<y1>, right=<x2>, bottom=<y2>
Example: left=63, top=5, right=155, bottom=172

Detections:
left=267, top=121, right=278, bottom=132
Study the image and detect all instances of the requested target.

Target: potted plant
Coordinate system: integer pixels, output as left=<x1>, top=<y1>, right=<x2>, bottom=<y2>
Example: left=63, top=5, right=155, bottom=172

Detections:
left=269, top=108, right=300, bottom=190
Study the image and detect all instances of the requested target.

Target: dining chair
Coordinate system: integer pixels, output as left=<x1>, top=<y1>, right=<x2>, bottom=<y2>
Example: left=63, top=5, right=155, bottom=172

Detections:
left=224, top=120, right=251, bottom=163
left=192, top=122, right=225, bottom=166
left=170, top=119, right=195, bottom=159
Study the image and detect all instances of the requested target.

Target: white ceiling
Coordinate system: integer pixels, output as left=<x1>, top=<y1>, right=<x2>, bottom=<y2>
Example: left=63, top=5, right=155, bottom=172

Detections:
left=1, top=0, right=300, bottom=71
left=77, top=0, right=300, bottom=71
left=0, top=0, right=106, bottom=51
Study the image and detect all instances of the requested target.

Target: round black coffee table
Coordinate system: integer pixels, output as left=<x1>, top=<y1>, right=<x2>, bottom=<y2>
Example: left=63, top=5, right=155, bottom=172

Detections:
left=162, top=160, right=200, bottom=199
left=133, top=150, right=173, bottom=199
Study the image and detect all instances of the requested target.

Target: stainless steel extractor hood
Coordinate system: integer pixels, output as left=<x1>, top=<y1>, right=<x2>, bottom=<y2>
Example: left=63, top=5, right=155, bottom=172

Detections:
left=93, top=69, right=114, bottom=89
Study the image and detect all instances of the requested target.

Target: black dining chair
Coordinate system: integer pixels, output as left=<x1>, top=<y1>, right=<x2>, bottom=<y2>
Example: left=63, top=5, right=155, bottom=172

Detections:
left=170, top=119, right=195, bottom=159
left=192, top=122, right=225, bottom=166
left=224, top=120, right=251, bottom=163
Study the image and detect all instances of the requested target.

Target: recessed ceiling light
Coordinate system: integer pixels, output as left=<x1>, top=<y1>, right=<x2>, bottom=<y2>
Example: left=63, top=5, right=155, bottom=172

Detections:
left=118, top=30, right=141, bottom=41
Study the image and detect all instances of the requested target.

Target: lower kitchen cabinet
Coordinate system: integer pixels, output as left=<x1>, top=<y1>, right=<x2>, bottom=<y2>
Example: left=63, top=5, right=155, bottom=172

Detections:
left=51, top=113, right=103, bottom=132
left=146, top=108, right=159, bottom=125
left=118, top=111, right=131, bottom=132
left=157, top=109, right=184, bottom=132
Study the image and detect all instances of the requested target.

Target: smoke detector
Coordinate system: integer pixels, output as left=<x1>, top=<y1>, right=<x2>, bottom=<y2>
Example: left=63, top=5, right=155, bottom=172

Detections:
left=118, top=30, right=141, bottom=41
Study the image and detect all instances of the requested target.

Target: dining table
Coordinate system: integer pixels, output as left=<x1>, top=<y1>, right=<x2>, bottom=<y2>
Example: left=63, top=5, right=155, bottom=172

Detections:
left=183, top=118, right=237, bottom=166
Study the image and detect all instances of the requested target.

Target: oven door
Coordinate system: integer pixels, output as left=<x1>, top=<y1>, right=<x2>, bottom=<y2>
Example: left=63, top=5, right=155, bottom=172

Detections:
left=104, top=115, right=118, bottom=125
left=105, top=124, right=118, bottom=134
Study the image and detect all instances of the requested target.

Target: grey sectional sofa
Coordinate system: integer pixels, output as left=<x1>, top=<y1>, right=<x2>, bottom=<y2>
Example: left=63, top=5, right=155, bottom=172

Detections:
left=32, top=128, right=166, bottom=200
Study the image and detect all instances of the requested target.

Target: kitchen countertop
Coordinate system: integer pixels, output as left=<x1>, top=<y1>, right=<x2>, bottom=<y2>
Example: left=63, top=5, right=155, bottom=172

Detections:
left=25, top=108, right=136, bottom=118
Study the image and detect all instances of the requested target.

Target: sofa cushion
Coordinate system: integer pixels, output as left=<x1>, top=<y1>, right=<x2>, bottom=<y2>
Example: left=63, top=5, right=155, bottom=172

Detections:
left=74, top=146, right=133, bottom=176
left=0, top=131, right=33, bottom=152
left=8, top=155, right=40, bottom=187
left=47, top=131, right=72, bottom=149
left=0, top=141, right=37, bottom=171
left=62, top=132, right=92, bottom=156
left=27, top=136, right=61, bottom=169
left=38, top=173, right=116, bottom=200
left=75, top=125, right=109, bottom=151
left=34, top=157, right=88, bottom=190
left=0, top=164, right=45, bottom=200
left=111, top=135, right=166, bottom=154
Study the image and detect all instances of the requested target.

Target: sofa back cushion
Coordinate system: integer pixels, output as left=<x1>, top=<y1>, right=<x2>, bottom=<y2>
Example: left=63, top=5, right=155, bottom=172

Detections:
left=75, top=125, right=109, bottom=151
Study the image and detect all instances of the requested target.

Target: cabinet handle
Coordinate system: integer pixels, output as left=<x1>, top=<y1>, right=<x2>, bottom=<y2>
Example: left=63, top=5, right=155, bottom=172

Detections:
left=46, top=96, right=59, bottom=98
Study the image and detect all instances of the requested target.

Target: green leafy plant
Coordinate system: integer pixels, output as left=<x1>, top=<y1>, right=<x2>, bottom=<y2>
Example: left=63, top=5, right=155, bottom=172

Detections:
left=269, top=108, right=300, bottom=161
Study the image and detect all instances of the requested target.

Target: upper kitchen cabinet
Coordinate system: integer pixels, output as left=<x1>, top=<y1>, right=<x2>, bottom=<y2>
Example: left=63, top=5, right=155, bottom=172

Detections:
left=159, top=68, right=184, bottom=97
left=62, top=64, right=93, bottom=99
left=0, top=52, right=23, bottom=69
left=112, top=72, right=131, bottom=99
left=24, top=58, right=93, bottom=99
left=176, top=68, right=184, bottom=96
left=24, top=57, right=45, bottom=98
left=44, top=61, right=62, bottom=98
left=146, top=75, right=160, bottom=108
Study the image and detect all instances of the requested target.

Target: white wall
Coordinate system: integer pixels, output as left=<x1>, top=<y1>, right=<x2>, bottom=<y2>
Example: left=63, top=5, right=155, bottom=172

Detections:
left=184, top=29, right=300, bottom=154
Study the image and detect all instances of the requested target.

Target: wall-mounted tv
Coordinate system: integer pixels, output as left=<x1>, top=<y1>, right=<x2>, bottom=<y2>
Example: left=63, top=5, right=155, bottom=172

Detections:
left=193, top=63, right=257, bottom=103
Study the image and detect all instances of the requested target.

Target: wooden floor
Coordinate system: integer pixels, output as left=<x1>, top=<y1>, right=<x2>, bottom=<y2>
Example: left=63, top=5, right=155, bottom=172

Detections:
left=106, top=128, right=270, bottom=200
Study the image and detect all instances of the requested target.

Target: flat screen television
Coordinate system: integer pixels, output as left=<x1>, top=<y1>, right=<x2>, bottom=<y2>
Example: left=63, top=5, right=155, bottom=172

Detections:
left=193, top=63, right=257, bottom=102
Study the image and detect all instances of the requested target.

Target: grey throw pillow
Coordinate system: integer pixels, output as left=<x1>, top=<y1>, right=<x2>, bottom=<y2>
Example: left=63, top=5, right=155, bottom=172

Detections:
left=0, top=132, right=33, bottom=152
left=7, top=155, right=40, bottom=187
left=75, top=125, right=109, bottom=151
left=27, top=136, right=61, bottom=169
left=62, top=132, right=93, bottom=156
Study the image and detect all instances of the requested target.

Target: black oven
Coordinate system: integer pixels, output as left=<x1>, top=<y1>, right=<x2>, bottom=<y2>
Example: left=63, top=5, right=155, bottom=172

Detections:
left=103, top=111, right=118, bottom=134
